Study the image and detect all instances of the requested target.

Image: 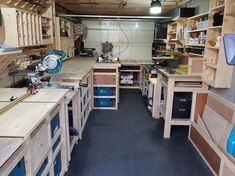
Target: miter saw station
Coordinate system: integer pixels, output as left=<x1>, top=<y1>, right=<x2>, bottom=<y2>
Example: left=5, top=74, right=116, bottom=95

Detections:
left=97, top=41, right=119, bottom=63
left=9, top=50, right=87, bottom=94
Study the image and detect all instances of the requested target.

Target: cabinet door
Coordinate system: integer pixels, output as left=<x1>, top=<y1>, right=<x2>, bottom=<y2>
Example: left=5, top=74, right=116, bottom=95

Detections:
left=93, top=75, right=116, bottom=85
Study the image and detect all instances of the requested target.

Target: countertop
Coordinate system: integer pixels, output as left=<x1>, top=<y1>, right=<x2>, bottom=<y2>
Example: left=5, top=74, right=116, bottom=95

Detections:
left=0, top=88, right=28, bottom=102
left=120, top=60, right=152, bottom=65
left=158, top=69, right=201, bottom=79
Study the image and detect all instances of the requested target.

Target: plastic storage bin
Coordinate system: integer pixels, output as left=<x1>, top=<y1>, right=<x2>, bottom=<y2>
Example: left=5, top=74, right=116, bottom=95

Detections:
left=53, top=151, right=62, bottom=176
left=172, top=92, right=192, bottom=119
left=94, top=98, right=113, bottom=107
left=51, top=113, right=60, bottom=139
left=94, top=87, right=113, bottom=96
left=9, top=158, right=26, bottom=176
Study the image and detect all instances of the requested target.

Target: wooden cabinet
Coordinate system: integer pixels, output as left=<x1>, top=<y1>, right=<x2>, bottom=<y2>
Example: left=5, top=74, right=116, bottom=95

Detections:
left=0, top=7, right=53, bottom=47
left=55, top=17, right=75, bottom=60
left=166, top=18, right=187, bottom=50
left=202, top=0, right=235, bottom=88
left=93, top=67, right=119, bottom=110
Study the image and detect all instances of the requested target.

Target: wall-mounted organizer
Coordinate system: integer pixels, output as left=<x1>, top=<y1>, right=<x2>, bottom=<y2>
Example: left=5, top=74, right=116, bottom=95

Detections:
left=93, top=67, right=119, bottom=110
left=202, top=0, right=235, bottom=88
left=119, top=65, right=141, bottom=89
left=0, top=7, right=53, bottom=47
left=166, top=18, right=187, bottom=50
left=55, top=17, right=75, bottom=60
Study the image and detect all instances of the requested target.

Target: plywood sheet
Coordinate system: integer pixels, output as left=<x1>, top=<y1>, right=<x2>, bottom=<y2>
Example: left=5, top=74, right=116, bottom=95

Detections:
left=0, top=103, right=56, bottom=138
left=190, top=126, right=221, bottom=175
left=202, top=104, right=228, bottom=146
left=0, top=138, right=23, bottom=167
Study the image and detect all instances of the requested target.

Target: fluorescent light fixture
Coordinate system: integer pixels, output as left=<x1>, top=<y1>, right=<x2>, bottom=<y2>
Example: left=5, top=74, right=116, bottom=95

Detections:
left=150, top=0, right=162, bottom=14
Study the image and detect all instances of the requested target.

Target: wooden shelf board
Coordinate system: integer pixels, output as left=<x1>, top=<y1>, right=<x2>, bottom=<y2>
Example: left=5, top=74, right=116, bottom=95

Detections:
left=187, top=29, right=207, bottom=33
left=208, top=26, right=222, bottom=30
left=120, top=70, right=140, bottom=72
left=93, top=96, right=116, bottom=98
left=206, top=46, right=220, bottom=49
left=120, top=85, right=140, bottom=89
left=210, top=4, right=225, bottom=11
left=93, top=107, right=117, bottom=110
left=168, top=32, right=176, bottom=35
left=188, top=53, right=204, bottom=57
left=188, top=12, right=209, bottom=20
left=93, top=85, right=116, bottom=87
left=186, top=44, right=206, bottom=47
left=204, top=62, right=217, bottom=69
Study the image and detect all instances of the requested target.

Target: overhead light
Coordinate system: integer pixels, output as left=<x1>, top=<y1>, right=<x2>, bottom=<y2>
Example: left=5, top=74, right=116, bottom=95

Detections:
left=150, top=0, right=162, bottom=14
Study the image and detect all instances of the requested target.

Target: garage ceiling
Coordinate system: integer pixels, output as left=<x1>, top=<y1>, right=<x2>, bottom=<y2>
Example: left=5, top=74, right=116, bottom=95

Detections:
left=55, top=0, right=187, bottom=16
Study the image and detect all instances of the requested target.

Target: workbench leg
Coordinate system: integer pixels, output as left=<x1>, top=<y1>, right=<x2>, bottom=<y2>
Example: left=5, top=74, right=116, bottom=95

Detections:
left=164, top=80, right=174, bottom=138
left=155, top=77, right=162, bottom=119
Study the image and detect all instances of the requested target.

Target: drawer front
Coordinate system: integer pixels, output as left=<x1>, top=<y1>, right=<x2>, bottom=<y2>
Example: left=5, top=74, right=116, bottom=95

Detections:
left=36, top=158, right=48, bottom=176
left=53, top=151, right=62, bottom=176
left=51, top=113, right=60, bottom=139
left=93, top=75, right=116, bottom=85
left=9, top=158, right=26, bottom=176
left=190, top=125, right=221, bottom=175
left=31, top=123, right=50, bottom=172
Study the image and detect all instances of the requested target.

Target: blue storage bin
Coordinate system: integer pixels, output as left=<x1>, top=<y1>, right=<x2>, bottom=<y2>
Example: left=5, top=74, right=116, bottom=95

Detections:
left=36, top=158, right=48, bottom=176
left=53, top=151, right=62, bottom=176
left=9, top=158, right=26, bottom=176
left=94, top=98, right=113, bottom=107
left=51, top=113, right=60, bottom=139
left=52, top=136, right=61, bottom=153
left=94, top=87, right=113, bottom=96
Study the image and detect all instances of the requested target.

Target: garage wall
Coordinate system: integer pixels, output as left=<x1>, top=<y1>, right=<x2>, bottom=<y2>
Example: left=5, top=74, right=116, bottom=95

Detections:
left=83, top=20, right=154, bottom=61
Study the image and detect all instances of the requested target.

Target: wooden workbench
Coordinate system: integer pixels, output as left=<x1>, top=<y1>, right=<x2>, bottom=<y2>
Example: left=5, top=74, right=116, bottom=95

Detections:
left=155, top=69, right=208, bottom=138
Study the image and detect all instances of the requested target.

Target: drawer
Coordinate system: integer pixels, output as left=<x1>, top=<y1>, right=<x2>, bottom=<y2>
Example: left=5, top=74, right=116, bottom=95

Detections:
left=31, top=123, right=50, bottom=172
left=93, top=75, right=116, bottom=85
left=51, top=113, right=60, bottom=139
left=9, top=158, right=26, bottom=176
left=53, top=151, right=62, bottom=176
left=36, top=157, right=48, bottom=176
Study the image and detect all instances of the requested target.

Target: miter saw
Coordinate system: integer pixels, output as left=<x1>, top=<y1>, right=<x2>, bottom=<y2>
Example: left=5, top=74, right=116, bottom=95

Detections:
left=27, top=50, right=66, bottom=94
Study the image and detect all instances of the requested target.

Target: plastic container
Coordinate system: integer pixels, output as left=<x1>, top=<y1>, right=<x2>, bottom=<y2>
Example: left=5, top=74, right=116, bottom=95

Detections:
left=94, top=98, right=113, bottom=107
left=94, top=87, right=113, bottom=96
left=227, top=126, right=235, bottom=157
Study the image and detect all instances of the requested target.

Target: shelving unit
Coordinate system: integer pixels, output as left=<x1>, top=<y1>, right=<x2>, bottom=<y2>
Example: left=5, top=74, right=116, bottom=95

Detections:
left=202, top=0, right=235, bottom=88
left=119, top=65, right=141, bottom=89
left=186, top=12, right=209, bottom=75
left=93, top=67, right=119, bottom=110
left=166, top=18, right=187, bottom=50
left=0, top=7, right=53, bottom=47
left=55, top=17, right=75, bottom=60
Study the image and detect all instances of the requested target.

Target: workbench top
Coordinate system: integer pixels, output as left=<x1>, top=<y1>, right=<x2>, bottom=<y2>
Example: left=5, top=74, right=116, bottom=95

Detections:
left=0, top=88, right=28, bottom=102
left=158, top=69, right=201, bottom=79
left=120, top=60, right=152, bottom=65
left=0, top=102, right=11, bottom=110
left=0, top=50, right=22, bottom=56
left=0, top=138, right=23, bottom=167
left=0, top=102, right=56, bottom=138
left=23, top=88, right=69, bottom=103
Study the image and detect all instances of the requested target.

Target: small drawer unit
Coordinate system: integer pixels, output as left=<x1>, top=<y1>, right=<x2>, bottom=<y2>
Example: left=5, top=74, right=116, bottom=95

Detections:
left=94, top=98, right=114, bottom=107
left=36, top=158, right=49, bottom=176
left=9, top=158, right=26, bottom=176
left=53, top=151, right=62, bottom=176
left=94, top=87, right=114, bottom=96
left=50, top=113, right=61, bottom=139
left=172, top=92, right=192, bottom=119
